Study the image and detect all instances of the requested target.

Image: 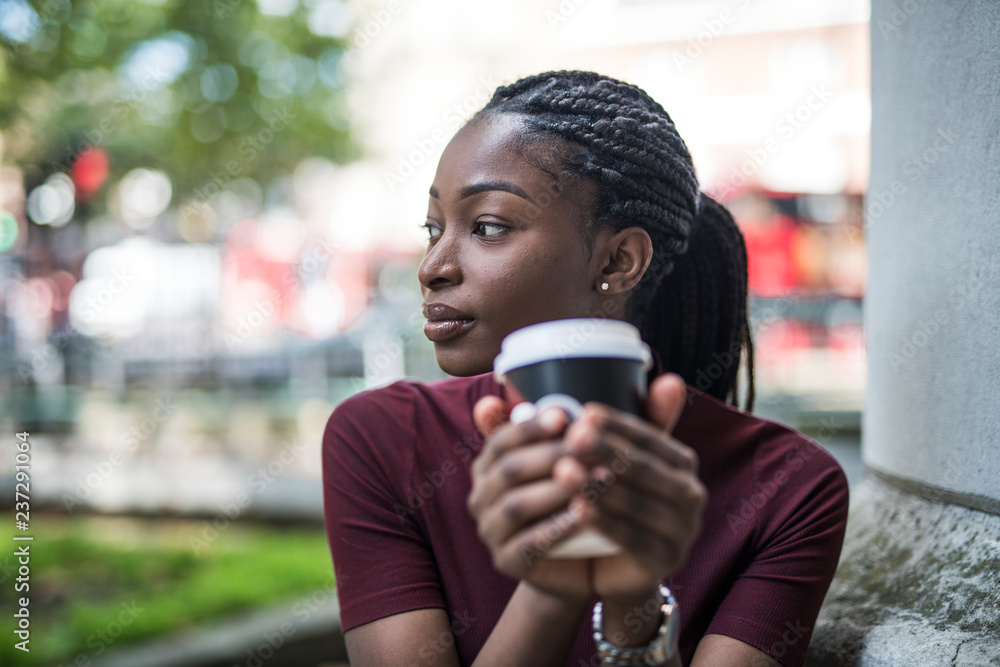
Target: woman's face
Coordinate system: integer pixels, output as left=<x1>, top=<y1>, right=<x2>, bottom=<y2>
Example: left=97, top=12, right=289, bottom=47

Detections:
left=418, top=113, right=614, bottom=377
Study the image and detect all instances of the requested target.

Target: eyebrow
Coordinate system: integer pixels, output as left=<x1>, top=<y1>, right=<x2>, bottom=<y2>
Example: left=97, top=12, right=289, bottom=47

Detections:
left=428, top=180, right=534, bottom=203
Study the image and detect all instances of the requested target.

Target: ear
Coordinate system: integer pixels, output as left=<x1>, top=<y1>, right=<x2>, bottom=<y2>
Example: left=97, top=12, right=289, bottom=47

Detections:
left=596, top=226, right=653, bottom=291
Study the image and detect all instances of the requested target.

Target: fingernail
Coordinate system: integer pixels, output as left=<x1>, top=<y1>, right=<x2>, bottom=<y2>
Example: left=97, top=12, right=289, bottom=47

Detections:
left=539, top=407, right=563, bottom=429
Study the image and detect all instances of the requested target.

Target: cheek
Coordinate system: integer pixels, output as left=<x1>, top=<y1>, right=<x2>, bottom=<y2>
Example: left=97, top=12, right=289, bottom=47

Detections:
left=512, top=251, right=584, bottom=305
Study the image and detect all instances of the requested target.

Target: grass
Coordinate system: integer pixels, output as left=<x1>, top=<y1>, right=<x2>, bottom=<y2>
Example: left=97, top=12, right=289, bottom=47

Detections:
left=0, top=511, right=336, bottom=667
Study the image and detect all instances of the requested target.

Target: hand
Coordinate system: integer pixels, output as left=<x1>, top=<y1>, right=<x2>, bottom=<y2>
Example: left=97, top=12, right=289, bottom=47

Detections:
left=566, top=373, right=707, bottom=604
left=468, top=395, right=593, bottom=604
left=468, top=373, right=705, bottom=608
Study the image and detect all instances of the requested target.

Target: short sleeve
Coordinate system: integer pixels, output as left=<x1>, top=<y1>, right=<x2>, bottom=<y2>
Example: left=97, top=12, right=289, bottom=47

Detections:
left=704, top=431, right=850, bottom=667
left=322, top=387, right=447, bottom=632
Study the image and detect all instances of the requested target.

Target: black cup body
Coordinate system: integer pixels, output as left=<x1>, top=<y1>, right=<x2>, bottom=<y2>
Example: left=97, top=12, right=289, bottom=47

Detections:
left=505, top=356, right=648, bottom=418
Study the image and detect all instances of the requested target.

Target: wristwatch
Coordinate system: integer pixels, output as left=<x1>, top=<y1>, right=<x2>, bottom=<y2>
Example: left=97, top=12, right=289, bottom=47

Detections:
left=592, top=584, right=679, bottom=666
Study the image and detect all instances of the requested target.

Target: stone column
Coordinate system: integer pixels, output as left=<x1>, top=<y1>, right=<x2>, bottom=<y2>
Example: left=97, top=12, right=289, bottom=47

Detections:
left=806, top=1, right=1000, bottom=664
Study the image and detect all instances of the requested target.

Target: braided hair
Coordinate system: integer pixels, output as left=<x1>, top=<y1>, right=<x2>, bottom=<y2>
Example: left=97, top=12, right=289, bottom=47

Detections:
left=472, top=70, right=755, bottom=411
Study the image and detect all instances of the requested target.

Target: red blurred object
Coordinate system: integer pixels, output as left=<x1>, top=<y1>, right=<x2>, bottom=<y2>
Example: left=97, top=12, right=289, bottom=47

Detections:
left=742, top=213, right=798, bottom=297
left=71, top=147, right=110, bottom=200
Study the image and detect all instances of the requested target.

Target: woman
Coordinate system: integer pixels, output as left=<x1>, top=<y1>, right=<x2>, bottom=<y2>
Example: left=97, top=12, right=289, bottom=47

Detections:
left=322, top=70, right=849, bottom=666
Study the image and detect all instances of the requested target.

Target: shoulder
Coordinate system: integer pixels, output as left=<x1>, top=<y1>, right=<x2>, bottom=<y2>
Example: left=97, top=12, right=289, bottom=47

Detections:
left=677, top=385, right=846, bottom=479
left=676, top=385, right=849, bottom=535
left=321, top=373, right=499, bottom=514
left=323, top=372, right=500, bottom=448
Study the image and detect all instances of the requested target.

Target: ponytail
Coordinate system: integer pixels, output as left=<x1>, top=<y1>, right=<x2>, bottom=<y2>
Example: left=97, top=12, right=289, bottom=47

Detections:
left=636, top=192, right=755, bottom=411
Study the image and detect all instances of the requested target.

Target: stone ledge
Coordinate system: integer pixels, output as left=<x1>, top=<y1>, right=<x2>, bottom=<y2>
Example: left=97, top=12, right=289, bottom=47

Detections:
left=806, top=474, right=1000, bottom=666
left=92, top=588, right=347, bottom=667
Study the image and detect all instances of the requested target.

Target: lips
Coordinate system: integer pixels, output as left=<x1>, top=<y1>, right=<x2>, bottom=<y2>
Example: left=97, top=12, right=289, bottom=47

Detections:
left=423, top=302, right=475, bottom=342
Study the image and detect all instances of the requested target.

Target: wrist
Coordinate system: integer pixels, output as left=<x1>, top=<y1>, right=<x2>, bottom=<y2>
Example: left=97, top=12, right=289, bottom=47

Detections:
left=520, top=580, right=591, bottom=618
left=599, top=585, right=664, bottom=648
left=592, top=584, right=679, bottom=666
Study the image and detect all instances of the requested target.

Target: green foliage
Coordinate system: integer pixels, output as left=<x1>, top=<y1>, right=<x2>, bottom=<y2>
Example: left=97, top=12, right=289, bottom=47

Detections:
left=0, top=0, right=359, bottom=219
left=0, top=512, right=337, bottom=666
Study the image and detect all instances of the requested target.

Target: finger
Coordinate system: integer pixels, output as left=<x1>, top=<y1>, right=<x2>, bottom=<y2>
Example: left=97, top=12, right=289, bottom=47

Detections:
left=579, top=469, right=706, bottom=540
left=476, top=477, right=577, bottom=549
left=474, top=395, right=510, bottom=440
left=468, top=442, right=566, bottom=518
left=648, top=372, right=687, bottom=434
left=492, top=502, right=585, bottom=575
left=571, top=427, right=703, bottom=506
left=586, top=500, right=699, bottom=574
left=566, top=405, right=699, bottom=474
left=475, top=406, right=569, bottom=473
left=552, top=455, right=588, bottom=489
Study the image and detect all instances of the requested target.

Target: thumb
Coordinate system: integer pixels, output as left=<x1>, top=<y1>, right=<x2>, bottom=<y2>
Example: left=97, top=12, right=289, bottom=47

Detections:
left=647, top=373, right=687, bottom=434
left=474, top=395, right=510, bottom=439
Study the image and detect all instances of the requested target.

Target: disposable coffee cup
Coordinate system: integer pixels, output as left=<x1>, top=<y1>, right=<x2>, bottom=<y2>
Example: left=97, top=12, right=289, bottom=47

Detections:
left=493, top=318, right=653, bottom=559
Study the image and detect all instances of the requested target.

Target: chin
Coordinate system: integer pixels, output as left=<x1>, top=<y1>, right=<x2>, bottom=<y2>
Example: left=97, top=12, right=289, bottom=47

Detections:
left=435, top=349, right=493, bottom=378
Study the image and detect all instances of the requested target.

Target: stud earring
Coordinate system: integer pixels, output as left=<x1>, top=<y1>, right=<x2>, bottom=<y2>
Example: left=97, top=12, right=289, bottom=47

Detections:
left=600, top=282, right=610, bottom=292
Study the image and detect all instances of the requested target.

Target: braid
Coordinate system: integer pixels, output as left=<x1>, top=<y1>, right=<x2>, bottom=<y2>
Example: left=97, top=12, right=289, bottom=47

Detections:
left=473, top=70, right=755, bottom=411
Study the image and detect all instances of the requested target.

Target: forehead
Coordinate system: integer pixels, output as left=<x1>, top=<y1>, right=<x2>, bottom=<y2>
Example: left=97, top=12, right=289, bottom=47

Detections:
left=433, top=114, right=561, bottom=198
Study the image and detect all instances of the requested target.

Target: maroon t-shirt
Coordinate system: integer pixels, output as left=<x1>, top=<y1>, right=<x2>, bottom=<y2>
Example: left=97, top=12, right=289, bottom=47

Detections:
left=322, top=366, right=848, bottom=666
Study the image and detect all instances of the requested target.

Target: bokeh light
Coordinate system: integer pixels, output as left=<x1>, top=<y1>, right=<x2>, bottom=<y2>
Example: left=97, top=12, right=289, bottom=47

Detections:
left=179, top=200, right=218, bottom=243
left=306, top=0, right=354, bottom=38
left=257, top=0, right=299, bottom=18
left=199, top=63, right=239, bottom=102
left=26, top=172, right=75, bottom=226
left=0, top=0, right=40, bottom=43
left=71, top=146, right=110, bottom=198
left=115, top=168, right=172, bottom=229
left=253, top=208, right=306, bottom=262
left=0, top=210, right=19, bottom=252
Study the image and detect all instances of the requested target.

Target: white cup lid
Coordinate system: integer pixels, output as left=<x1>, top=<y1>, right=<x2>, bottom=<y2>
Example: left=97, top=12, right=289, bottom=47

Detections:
left=493, top=317, right=652, bottom=380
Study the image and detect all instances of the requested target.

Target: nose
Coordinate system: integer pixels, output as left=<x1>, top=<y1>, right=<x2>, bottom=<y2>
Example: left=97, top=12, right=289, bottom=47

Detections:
left=417, top=228, right=462, bottom=291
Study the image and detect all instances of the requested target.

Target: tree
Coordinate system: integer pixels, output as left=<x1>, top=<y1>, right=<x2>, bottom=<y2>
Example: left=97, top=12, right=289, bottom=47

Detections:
left=0, top=0, right=358, bottom=226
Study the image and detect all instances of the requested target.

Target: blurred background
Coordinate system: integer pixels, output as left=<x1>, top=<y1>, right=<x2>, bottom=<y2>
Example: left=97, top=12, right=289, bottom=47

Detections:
left=0, top=0, right=868, bottom=664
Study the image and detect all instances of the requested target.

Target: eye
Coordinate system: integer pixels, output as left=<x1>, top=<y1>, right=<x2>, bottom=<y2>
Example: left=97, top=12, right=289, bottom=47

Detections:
left=475, top=221, right=508, bottom=238
left=419, top=221, right=441, bottom=241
